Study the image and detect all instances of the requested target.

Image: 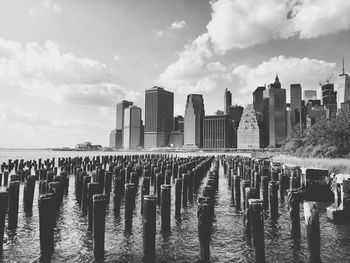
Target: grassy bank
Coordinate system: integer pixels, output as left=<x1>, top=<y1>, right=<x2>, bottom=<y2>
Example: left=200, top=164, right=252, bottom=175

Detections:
left=271, top=154, right=350, bottom=174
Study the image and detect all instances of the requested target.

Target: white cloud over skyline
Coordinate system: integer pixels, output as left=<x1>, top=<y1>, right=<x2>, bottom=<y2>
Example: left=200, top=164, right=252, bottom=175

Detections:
left=28, top=0, right=62, bottom=17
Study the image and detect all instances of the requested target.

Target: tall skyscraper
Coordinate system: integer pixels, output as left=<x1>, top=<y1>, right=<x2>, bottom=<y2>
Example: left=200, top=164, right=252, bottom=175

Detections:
left=227, top=105, right=244, bottom=125
left=203, top=115, right=232, bottom=148
left=237, top=105, right=261, bottom=149
left=114, top=100, right=133, bottom=149
left=144, top=86, right=174, bottom=147
left=184, top=94, right=205, bottom=147
left=339, top=57, right=350, bottom=103
left=224, top=88, right=232, bottom=114
left=173, top=115, right=184, bottom=132
left=262, top=75, right=287, bottom=147
left=253, top=86, right=266, bottom=116
left=123, top=105, right=142, bottom=149
left=290, top=84, right=302, bottom=132
left=304, top=90, right=317, bottom=102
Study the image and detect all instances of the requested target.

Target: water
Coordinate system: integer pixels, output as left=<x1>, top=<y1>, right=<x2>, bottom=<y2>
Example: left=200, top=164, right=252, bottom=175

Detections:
left=1, top=149, right=350, bottom=262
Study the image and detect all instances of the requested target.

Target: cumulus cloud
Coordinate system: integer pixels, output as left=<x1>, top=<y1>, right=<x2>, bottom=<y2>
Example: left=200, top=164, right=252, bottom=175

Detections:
left=159, top=34, right=229, bottom=93
left=29, top=0, right=62, bottom=17
left=113, top=55, right=121, bottom=61
left=207, top=0, right=350, bottom=54
left=170, top=20, right=186, bottom=30
left=232, top=56, right=337, bottom=103
left=0, top=38, right=138, bottom=106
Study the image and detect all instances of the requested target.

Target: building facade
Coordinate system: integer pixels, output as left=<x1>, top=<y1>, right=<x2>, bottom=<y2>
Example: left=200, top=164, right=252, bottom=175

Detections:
left=304, top=90, right=317, bottom=102
left=123, top=106, right=142, bottom=149
left=184, top=94, right=205, bottom=147
left=144, top=86, right=174, bottom=147
left=262, top=75, right=287, bottom=147
left=237, top=105, right=261, bottom=149
left=203, top=115, right=232, bottom=148
left=112, top=100, right=133, bottom=149
left=290, top=84, right=302, bottom=132
left=173, top=115, right=184, bottom=132
left=224, top=88, right=232, bottom=114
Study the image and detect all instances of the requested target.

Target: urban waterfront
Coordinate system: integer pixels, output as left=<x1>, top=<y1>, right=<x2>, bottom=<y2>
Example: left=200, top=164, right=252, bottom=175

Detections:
left=0, top=150, right=350, bottom=262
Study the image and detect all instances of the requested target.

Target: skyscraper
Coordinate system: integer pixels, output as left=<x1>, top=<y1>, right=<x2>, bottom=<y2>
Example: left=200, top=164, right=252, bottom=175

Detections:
left=123, top=105, right=142, bottom=149
left=253, top=86, right=266, bottom=116
left=114, top=100, right=133, bottom=149
left=203, top=115, right=232, bottom=148
left=144, top=86, right=174, bottom=147
left=237, top=105, right=261, bottom=149
left=339, top=57, right=350, bottom=103
left=173, top=115, right=184, bottom=132
left=304, top=90, right=317, bottom=102
left=224, top=88, right=232, bottom=114
left=184, top=94, right=205, bottom=147
left=290, top=84, right=302, bottom=132
left=262, top=75, right=287, bottom=147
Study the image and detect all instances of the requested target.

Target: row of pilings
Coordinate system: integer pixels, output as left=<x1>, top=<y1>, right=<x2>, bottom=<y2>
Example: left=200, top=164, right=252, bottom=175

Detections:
left=0, top=153, right=330, bottom=262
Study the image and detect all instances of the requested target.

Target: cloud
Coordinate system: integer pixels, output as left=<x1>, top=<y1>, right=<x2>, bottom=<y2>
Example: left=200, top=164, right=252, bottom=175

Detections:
left=29, top=0, right=62, bottom=17
left=0, top=38, right=139, bottom=106
left=152, top=29, right=164, bottom=38
left=170, top=20, right=186, bottom=30
left=159, top=33, right=229, bottom=93
left=206, top=0, right=350, bottom=54
left=232, top=56, right=337, bottom=104
left=113, top=55, right=121, bottom=61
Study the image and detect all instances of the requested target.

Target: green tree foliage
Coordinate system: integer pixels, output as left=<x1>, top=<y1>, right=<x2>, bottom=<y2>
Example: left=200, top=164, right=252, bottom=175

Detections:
left=283, top=109, right=350, bottom=158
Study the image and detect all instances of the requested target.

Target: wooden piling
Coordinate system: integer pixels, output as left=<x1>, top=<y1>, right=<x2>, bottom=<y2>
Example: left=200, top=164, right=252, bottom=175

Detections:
left=87, top=183, right=100, bottom=231
left=141, top=177, right=150, bottom=214
left=143, top=195, right=157, bottom=262
left=249, top=199, right=265, bottom=263
left=182, top=173, right=188, bottom=208
left=93, top=194, right=107, bottom=260
left=233, top=175, right=241, bottom=210
left=288, top=189, right=302, bottom=240
left=269, top=181, right=279, bottom=219
left=0, top=192, right=8, bottom=254
left=8, top=181, right=20, bottom=230
left=304, top=201, right=321, bottom=263
left=261, top=176, right=269, bottom=210
left=198, top=202, right=211, bottom=263
left=161, top=184, right=171, bottom=233
left=113, top=176, right=123, bottom=216
left=23, top=175, right=36, bottom=213
left=124, top=183, right=136, bottom=231
left=39, top=193, right=54, bottom=255
left=175, top=178, right=182, bottom=217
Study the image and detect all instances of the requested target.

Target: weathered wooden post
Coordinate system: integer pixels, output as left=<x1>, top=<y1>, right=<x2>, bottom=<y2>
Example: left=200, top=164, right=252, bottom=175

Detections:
left=304, top=201, right=321, bottom=263
left=233, top=175, right=241, bottom=210
left=288, top=189, right=302, bottom=240
left=0, top=191, right=8, bottom=254
left=8, top=181, right=20, bottom=230
left=113, top=176, right=123, bottom=216
left=88, top=183, right=100, bottom=231
left=125, top=183, right=136, bottom=231
left=141, top=177, right=150, bottom=214
left=161, top=184, right=171, bottom=233
left=182, top=173, right=188, bottom=208
left=279, top=173, right=285, bottom=203
left=23, top=175, right=36, bottom=213
left=198, top=202, right=211, bottom=263
left=175, top=178, right=182, bottom=217
left=39, top=193, right=54, bottom=255
left=261, top=176, right=269, bottom=210
left=3, top=171, right=8, bottom=186
left=81, top=176, right=91, bottom=215
left=269, top=181, right=279, bottom=218
left=93, top=194, right=107, bottom=260
left=249, top=199, right=265, bottom=263
left=155, top=173, right=164, bottom=205
left=143, top=195, right=157, bottom=262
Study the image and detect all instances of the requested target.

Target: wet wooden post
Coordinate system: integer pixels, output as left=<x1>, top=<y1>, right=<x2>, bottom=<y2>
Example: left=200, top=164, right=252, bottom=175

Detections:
left=233, top=175, right=241, bottom=210
left=104, top=171, right=113, bottom=195
left=245, top=187, right=258, bottom=238
left=249, top=199, right=265, bottom=263
left=3, top=171, right=8, bottom=187
left=198, top=202, right=211, bottom=263
left=87, top=183, right=100, bottom=231
left=23, top=175, right=36, bottom=213
left=187, top=170, right=194, bottom=202
left=175, top=178, right=182, bottom=217
left=113, top=176, right=123, bottom=216
left=93, top=194, right=107, bottom=260
left=131, top=172, right=139, bottom=189
left=182, top=173, right=188, bottom=208
left=0, top=192, right=8, bottom=255
left=39, top=193, right=54, bottom=255
left=155, top=173, right=164, bottom=205
left=278, top=173, right=285, bottom=203
left=141, top=177, right=150, bottom=214
left=288, top=189, right=301, bottom=240
left=81, top=176, right=91, bottom=215
left=269, top=181, right=279, bottom=219
left=125, top=183, right=136, bottom=231
left=304, top=201, right=321, bottom=263
left=161, top=184, right=171, bottom=233
left=143, top=195, right=157, bottom=262
left=261, top=176, right=269, bottom=210
left=8, top=181, right=20, bottom=230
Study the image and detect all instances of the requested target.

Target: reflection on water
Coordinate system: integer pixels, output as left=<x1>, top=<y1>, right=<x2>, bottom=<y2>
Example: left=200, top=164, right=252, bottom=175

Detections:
left=0, top=150, right=350, bottom=262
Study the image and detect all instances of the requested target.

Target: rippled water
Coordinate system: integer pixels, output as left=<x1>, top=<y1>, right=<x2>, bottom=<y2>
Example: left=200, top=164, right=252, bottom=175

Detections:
left=1, top=150, right=350, bottom=262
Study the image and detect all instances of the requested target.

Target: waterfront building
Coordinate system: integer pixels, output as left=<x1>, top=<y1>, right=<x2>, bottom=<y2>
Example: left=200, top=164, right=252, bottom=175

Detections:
left=304, top=90, right=317, bottom=102
left=237, top=104, right=261, bottom=149
left=321, top=83, right=337, bottom=119
left=115, top=100, right=133, bottom=149
left=203, top=115, right=232, bottom=148
left=290, top=84, right=302, bottom=132
left=109, top=129, right=122, bottom=149
left=227, top=105, right=244, bottom=126
left=173, top=115, right=184, bottom=132
left=253, top=86, right=266, bottom=116
left=184, top=94, right=205, bottom=147
left=224, top=88, right=232, bottom=114
left=123, top=105, right=142, bottom=149
left=262, top=75, right=287, bottom=147
left=169, top=131, right=184, bottom=147
left=144, top=86, right=174, bottom=147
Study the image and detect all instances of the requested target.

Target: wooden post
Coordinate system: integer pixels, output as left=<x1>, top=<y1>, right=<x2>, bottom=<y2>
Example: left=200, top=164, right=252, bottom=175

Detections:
left=8, top=181, right=20, bottom=230
left=81, top=176, right=91, bottom=215
left=182, top=173, right=188, bottom=208
left=88, top=183, right=100, bottom=231
left=175, top=178, right=182, bottom=217
left=278, top=173, right=284, bottom=203
left=304, top=201, right=321, bottom=263
left=155, top=173, right=164, bottom=205
left=269, top=181, right=279, bottom=219
left=141, top=177, right=150, bottom=214
left=23, top=175, right=36, bottom=213
left=198, top=202, right=211, bottom=263
left=161, top=184, right=171, bottom=233
left=288, top=189, right=302, bottom=240
left=124, top=183, right=136, bottom=231
left=0, top=192, right=8, bottom=255
left=39, top=193, right=54, bottom=255
left=113, top=176, right=123, bottom=216
left=261, top=176, right=268, bottom=210
left=233, top=175, right=241, bottom=210
left=93, top=194, right=107, bottom=260
left=249, top=199, right=265, bottom=263
left=143, top=195, right=157, bottom=262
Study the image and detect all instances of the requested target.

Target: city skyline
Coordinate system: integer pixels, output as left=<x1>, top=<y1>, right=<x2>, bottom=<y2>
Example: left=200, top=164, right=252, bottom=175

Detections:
left=1, top=0, right=350, bottom=148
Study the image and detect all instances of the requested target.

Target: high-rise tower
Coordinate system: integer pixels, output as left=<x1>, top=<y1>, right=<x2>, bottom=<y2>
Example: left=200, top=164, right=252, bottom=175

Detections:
left=144, top=86, right=174, bottom=147
left=290, top=84, right=302, bottom=132
left=340, top=57, right=350, bottom=103
left=184, top=94, right=205, bottom=147
left=224, top=88, right=232, bottom=114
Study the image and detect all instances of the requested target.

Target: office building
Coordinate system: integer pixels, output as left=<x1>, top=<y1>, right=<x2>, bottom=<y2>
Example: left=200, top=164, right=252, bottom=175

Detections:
left=227, top=105, right=244, bottom=126
left=224, top=88, right=232, bottom=114
left=173, top=115, right=184, bottom=132
left=123, top=106, right=142, bottom=149
left=203, top=115, right=232, bottom=148
left=253, top=86, right=266, bottom=115
left=184, top=94, right=205, bottom=147
left=304, top=90, right=317, bottom=102
left=340, top=57, right=350, bottom=103
left=237, top=105, right=261, bottom=149
left=290, top=84, right=302, bottom=132
left=109, top=129, right=122, bottom=149
left=321, top=83, right=337, bottom=119
left=169, top=131, right=184, bottom=147
left=115, top=100, right=133, bottom=149
left=144, top=86, right=174, bottom=147
left=262, top=75, right=287, bottom=147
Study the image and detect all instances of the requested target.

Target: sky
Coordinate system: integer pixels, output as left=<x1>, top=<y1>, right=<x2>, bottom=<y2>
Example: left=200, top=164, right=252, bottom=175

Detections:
left=1, top=0, right=350, bottom=148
